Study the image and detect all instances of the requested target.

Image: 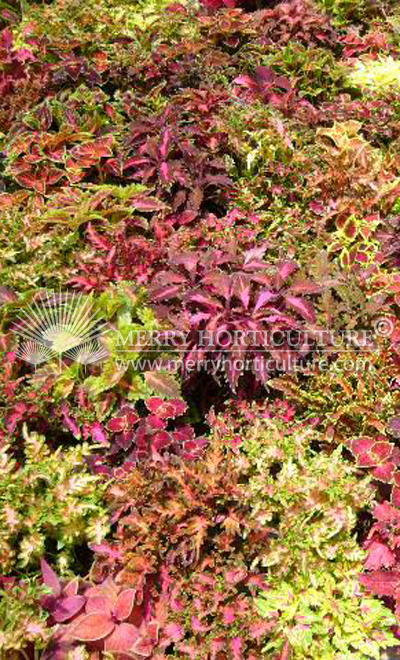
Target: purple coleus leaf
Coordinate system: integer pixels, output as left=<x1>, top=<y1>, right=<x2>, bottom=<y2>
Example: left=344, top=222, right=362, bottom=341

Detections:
left=41, top=559, right=61, bottom=597
left=52, top=596, right=86, bottom=623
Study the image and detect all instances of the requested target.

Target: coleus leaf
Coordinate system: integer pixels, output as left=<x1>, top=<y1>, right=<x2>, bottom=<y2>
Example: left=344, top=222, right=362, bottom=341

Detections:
left=254, top=290, right=277, bottom=312
left=364, top=540, right=396, bottom=571
left=285, top=296, right=315, bottom=322
left=275, top=261, right=297, bottom=288
left=70, top=612, right=115, bottom=641
left=52, top=596, right=86, bottom=623
left=359, top=570, right=400, bottom=597
left=104, top=623, right=140, bottom=655
left=113, top=589, right=137, bottom=622
left=144, top=372, right=182, bottom=399
left=145, top=397, right=187, bottom=419
left=41, top=559, right=61, bottom=597
left=132, top=622, right=159, bottom=657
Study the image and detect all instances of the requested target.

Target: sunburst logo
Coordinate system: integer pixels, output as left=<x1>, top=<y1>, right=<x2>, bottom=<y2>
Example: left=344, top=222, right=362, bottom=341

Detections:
left=12, top=290, right=109, bottom=371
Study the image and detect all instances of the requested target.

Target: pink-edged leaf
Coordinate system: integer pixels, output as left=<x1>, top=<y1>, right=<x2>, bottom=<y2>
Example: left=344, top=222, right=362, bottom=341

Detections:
left=244, top=243, right=268, bottom=264
left=170, top=252, right=199, bottom=274
left=225, top=568, right=247, bottom=585
left=52, top=596, right=86, bottom=623
left=372, top=462, right=396, bottom=482
left=185, top=292, right=223, bottom=309
left=145, top=397, right=187, bottom=418
left=104, top=623, right=140, bottom=655
left=231, top=636, right=243, bottom=660
left=285, top=296, right=315, bottom=322
left=359, top=570, right=400, bottom=597
left=107, top=416, right=127, bottom=433
left=160, top=161, right=172, bottom=183
left=349, top=436, right=375, bottom=456
left=364, top=540, right=396, bottom=570
left=287, top=281, right=322, bottom=295
left=90, top=421, right=109, bottom=446
left=151, top=284, right=182, bottom=302
left=70, top=612, right=115, bottom=641
left=41, top=559, right=61, bottom=597
left=114, top=589, right=137, bottom=622
left=371, top=441, right=393, bottom=462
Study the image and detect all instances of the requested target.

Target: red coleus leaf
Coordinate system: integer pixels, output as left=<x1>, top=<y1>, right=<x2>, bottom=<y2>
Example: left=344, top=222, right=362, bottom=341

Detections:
left=374, top=500, right=400, bottom=525
left=371, top=441, right=394, bottom=462
left=372, top=462, right=396, bottom=482
left=107, top=417, right=127, bottom=432
left=359, top=570, right=400, bottom=597
left=70, top=612, right=115, bottom=641
left=364, top=540, right=396, bottom=570
left=145, top=397, right=187, bottom=419
left=114, top=589, right=137, bottom=622
left=349, top=436, right=375, bottom=456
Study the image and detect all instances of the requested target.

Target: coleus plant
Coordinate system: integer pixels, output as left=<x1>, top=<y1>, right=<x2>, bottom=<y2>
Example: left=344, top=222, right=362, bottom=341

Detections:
left=149, top=244, right=322, bottom=389
left=360, top=500, right=400, bottom=629
left=86, top=430, right=275, bottom=659
left=94, top=397, right=208, bottom=474
left=40, top=559, right=159, bottom=659
left=105, top=101, right=234, bottom=228
left=233, top=66, right=318, bottom=122
left=348, top=434, right=400, bottom=506
left=253, top=0, right=338, bottom=49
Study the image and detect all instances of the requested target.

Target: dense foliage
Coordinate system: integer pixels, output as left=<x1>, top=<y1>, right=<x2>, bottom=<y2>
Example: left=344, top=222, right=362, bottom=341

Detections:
left=2, top=0, right=400, bottom=657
